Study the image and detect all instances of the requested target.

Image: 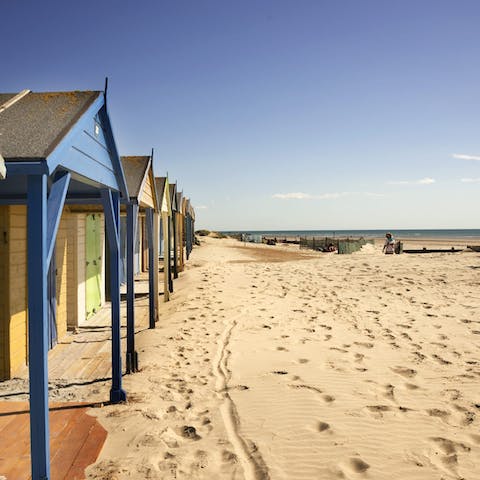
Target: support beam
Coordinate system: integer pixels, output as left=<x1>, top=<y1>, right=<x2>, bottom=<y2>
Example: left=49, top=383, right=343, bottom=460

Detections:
left=46, top=172, right=71, bottom=267
left=162, top=212, right=170, bottom=302
left=101, top=189, right=127, bottom=403
left=168, top=216, right=173, bottom=293
left=146, top=208, right=156, bottom=328
left=186, top=216, right=191, bottom=260
left=172, top=212, right=178, bottom=279
left=179, top=213, right=185, bottom=271
left=126, top=202, right=139, bottom=373
left=27, top=174, right=50, bottom=480
left=153, top=211, right=160, bottom=322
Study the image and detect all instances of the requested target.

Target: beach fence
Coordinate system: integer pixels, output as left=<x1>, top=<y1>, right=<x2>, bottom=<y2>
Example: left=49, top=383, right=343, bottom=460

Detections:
left=299, top=236, right=372, bottom=254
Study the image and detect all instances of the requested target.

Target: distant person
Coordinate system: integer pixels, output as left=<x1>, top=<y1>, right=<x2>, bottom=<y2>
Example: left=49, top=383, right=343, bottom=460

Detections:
left=327, top=243, right=337, bottom=252
left=383, top=232, right=395, bottom=254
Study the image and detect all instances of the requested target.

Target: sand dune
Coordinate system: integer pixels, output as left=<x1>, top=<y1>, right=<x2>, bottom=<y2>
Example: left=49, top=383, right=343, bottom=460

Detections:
left=84, top=236, right=480, bottom=479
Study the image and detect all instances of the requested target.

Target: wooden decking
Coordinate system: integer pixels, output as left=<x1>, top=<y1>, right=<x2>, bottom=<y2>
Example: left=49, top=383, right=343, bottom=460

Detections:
left=0, top=282, right=153, bottom=479
left=0, top=401, right=107, bottom=479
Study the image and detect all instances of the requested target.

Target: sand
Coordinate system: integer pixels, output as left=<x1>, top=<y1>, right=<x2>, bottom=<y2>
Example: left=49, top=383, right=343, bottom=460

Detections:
left=4, top=235, right=479, bottom=479
left=81, top=236, right=480, bottom=479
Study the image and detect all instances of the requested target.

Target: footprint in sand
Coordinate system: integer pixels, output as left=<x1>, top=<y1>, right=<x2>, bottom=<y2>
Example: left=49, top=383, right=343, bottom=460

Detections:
left=452, top=404, right=476, bottom=426
left=367, top=405, right=391, bottom=413
left=426, top=408, right=451, bottom=423
left=426, top=437, right=472, bottom=473
left=354, top=353, right=364, bottom=363
left=431, top=354, right=452, bottom=365
left=383, top=384, right=395, bottom=400
left=317, top=421, right=331, bottom=432
left=354, top=341, right=374, bottom=349
left=345, top=457, right=370, bottom=473
left=404, top=382, right=420, bottom=390
left=322, top=394, right=335, bottom=403
left=391, top=366, right=417, bottom=378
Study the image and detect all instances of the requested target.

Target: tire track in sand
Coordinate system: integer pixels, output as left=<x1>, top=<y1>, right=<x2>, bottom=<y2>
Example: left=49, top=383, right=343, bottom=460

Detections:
left=213, top=312, right=270, bottom=480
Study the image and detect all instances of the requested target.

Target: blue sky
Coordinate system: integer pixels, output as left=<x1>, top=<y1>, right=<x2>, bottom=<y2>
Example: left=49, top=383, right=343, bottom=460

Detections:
left=4, top=0, right=480, bottom=230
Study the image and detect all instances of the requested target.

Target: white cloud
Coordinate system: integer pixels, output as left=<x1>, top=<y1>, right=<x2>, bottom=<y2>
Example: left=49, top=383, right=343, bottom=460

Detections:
left=418, top=177, right=435, bottom=185
left=272, top=192, right=314, bottom=199
left=452, top=153, right=480, bottom=161
left=195, top=205, right=208, bottom=210
left=461, top=178, right=480, bottom=183
left=363, top=192, right=386, bottom=197
left=272, top=191, right=383, bottom=200
left=387, top=177, right=435, bottom=185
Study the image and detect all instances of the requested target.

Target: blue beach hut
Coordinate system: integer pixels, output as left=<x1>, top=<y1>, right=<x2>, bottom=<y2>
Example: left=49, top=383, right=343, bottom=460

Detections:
left=176, top=190, right=185, bottom=272
left=120, top=155, right=159, bottom=373
left=0, top=88, right=128, bottom=479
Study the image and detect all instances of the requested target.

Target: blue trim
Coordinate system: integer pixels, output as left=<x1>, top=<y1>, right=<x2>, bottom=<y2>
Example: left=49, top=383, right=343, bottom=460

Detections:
left=101, top=190, right=119, bottom=252
left=101, top=189, right=126, bottom=403
left=4, top=161, right=48, bottom=176
left=64, top=196, right=103, bottom=204
left=46, top=172, right=71, bottom=267
left=98, top=104, right=129, bottom=199
left=168, top=217, right=173, bottom=293
left=46, top=96, right=123, bottom=192
left=0, top=196, right=27, bottom=204
left=172, top=213, right=178, bottom=279
left=126, top=202, right=139, bottom=372
left=27, top=174, right=50, bottom=480
left=146, top=208, right=156, bottom=328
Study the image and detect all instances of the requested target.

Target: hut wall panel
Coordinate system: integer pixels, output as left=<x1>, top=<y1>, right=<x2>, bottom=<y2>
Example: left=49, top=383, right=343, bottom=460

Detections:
left=140, top=174, right=155, bottom=209
left=66, top=213, right=79, bottom=329
left=77, top=215, right=86, bottom=325
left=141, top=216, right=148, bottom=272
left=8, top=206, right=27, bottom=376
left=99, top=216, right=105, bottom=305
left=55, top=215, right=68, bottom=340
left=0, top=206, right=9, bottom=379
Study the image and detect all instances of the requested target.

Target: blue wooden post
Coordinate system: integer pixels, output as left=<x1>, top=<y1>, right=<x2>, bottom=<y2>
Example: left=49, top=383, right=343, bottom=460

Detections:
left=101, top=189, right=127, bottom=403
left=185, top=216, right=189, bottom=260
left=145, top=208, right=156, bottom=328
left=186, top=215, right=192, bottom=259
left=172, top=213, right=178, bottom=279
left=168, top=216, right=173, bottom=293
left=126, top=202, right=139, bottom=373
left=27, top=174, right=50, bottom=480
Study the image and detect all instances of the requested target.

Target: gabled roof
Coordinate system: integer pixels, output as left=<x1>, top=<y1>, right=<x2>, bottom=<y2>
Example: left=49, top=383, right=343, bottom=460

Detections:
left=155, top=177, right=166, bottom=206
left=176, top=191, right=183, bottom=212
left=0, top=91, right=101, bottom=160
left=169, top=183, right=177, bottom=211
left=121, top=156, right=150, bottom=199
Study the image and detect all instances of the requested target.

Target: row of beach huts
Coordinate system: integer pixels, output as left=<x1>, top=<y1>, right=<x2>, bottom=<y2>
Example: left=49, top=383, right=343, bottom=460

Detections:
left=0, top=88, right=195, bottom=478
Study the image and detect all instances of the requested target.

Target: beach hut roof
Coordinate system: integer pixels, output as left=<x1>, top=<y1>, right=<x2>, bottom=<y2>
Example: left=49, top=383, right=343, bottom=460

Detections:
left=120, top=155, right=158, bottom=210
left=0, top=89, right=128, bottom=198
left=120, top=156, right=150, bottom=199
left=169, top=183, right=177, bottom=211
left=155, top=177, right=166, bottom=204
left=176, top=191, right=183, bottom=211
left=0, top=91, right=101, bottom=161
left=154, top=176, right=171, bottom=214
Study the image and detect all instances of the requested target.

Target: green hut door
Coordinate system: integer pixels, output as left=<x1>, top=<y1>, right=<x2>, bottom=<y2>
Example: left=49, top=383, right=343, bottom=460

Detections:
left=86, top=214, right=102, bottom=319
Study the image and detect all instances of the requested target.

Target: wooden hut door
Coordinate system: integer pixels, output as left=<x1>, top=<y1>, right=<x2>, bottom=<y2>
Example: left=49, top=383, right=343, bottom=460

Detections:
left=48, top=245, right=58, bottom=349
left=86, top=214, right=102, bottom=319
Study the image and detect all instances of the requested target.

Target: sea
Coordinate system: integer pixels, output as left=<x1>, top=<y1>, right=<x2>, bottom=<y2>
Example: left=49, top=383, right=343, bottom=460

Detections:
left=221, top=229, right=480, bottom=240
